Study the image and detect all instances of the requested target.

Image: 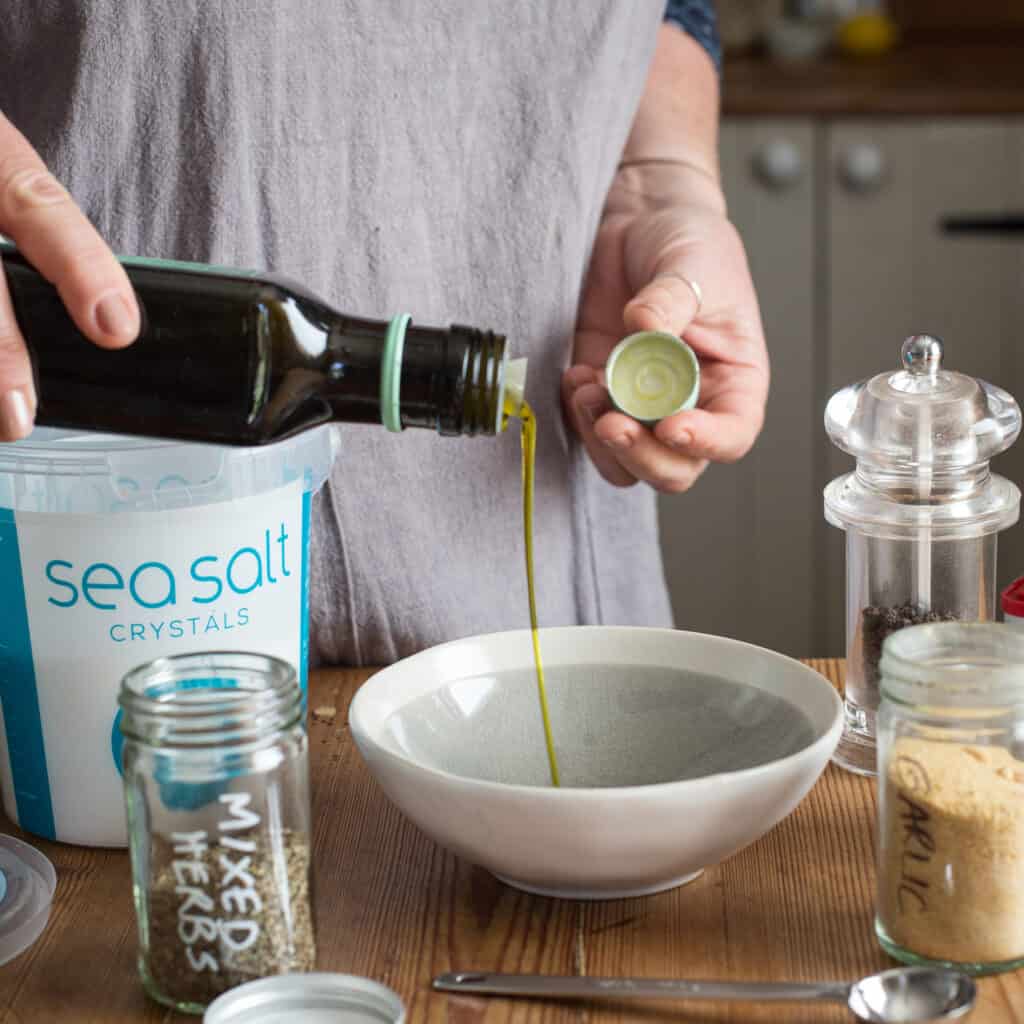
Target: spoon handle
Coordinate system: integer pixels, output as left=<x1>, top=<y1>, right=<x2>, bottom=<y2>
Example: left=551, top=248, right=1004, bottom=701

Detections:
left=433, top=972, right=850, bottom=1004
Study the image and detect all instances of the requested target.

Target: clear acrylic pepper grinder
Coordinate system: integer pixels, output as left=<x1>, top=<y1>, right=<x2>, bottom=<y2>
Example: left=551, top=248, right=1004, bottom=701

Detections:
left=824, top=335, right=1022, bottom=775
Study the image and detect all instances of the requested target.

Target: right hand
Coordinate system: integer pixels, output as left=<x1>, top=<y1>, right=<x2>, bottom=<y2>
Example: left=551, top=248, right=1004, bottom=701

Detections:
left=0, top=110, right=140, bottom=441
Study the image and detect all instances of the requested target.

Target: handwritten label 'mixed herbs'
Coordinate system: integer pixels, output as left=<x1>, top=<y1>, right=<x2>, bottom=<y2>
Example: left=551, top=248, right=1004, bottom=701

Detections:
left=172, top=792, right=265, bottom=972
left=880, top=737, right=1024, bottom=965
left=143, top=792, right=314, bottom=1006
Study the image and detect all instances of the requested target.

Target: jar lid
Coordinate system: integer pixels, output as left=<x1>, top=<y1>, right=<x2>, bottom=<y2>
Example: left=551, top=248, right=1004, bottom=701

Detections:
left=203, top=973, right=406, bottom=1024
left=0, top=834, right=57, bottom=966
left=605, top=331, right=700, bottom=424
left=1002, top=577, right=1024, bottom=618
left=825, top=335, right=1021, bottom=470
left=0, top=423, right=337, bottom=515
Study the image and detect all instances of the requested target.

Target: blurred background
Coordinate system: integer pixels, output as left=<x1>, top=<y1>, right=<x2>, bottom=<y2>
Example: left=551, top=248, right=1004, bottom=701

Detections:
left=659, top=0, right=1024, bottom=656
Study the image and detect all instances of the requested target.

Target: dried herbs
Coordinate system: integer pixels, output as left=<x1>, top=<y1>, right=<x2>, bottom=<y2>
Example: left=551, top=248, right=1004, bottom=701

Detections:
left=141, top=825, right=315, bottom=1009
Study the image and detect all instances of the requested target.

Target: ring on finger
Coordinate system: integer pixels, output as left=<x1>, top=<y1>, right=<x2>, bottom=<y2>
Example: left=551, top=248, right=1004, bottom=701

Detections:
left=656, top=271, right=703, bottom=316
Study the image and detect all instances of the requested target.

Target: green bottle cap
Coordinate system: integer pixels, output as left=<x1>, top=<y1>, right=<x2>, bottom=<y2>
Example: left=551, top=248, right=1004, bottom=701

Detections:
left=605, top=331, right=700, bottom=424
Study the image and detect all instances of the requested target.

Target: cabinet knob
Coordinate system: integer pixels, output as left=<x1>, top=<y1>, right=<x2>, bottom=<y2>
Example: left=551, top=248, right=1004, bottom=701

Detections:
left=752, top=140, right=804, bottom=190
left=839, top=143, right=886, bottom=193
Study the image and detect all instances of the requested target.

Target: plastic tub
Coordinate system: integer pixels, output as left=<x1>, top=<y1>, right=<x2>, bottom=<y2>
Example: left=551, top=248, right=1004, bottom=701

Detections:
left=0, top=426, right=335, bottom=847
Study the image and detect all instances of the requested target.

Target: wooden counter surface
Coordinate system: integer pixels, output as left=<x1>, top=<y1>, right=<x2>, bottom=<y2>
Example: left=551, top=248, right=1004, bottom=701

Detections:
left=2, top=661, right=1022, bottom=1023
left=723, top=44, right=1024, bottom=117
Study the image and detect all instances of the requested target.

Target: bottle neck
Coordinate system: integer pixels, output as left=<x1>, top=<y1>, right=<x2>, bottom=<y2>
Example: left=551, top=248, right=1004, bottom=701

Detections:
left=397, top=323, right=507, bottom=436
left=879, top=622, right=1024, bottom=711
left=119, top=653, right=302, bottom=750
left=321, top=317, right=508, bottom=437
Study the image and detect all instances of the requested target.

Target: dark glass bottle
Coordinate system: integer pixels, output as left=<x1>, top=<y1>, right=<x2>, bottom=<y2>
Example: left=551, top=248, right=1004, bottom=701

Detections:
left=1, top=243, right=517, bottom=446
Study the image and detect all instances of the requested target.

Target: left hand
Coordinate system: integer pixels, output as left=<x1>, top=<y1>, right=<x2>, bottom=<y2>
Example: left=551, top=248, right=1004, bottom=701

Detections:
left=562, top=160, right=769, bottom=493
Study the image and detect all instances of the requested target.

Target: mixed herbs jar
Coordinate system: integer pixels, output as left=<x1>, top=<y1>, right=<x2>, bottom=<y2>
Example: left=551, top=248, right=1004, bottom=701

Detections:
left=118, top=653, right=315, bottom=1013
left=876, top=622, right=1024, bottom=975
left=824, top=335, right=1021, bottom=776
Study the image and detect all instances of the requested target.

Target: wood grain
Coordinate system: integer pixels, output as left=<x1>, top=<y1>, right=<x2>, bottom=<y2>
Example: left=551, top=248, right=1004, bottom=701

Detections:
left=1, top=662, right=1021, bottom=1023
left=723, top=44, right=1024, bottom=116
left=889, top=1, right=1024, bottom=38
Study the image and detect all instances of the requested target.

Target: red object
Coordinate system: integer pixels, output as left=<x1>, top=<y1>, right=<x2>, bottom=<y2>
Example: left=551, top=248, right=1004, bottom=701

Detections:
left=1001, top=576, right=1024, bottom=618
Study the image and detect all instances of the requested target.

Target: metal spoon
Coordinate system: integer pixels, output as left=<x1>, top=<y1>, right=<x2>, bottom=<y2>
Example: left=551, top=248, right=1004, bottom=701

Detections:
left=433, top=967, right=976, bottom=1023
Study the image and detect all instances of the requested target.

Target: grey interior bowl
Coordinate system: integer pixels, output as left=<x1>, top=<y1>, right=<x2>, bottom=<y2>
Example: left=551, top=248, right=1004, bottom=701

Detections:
left=350, top=627, right=843, bottom=900
left=385, top=663, right=817, bottom=789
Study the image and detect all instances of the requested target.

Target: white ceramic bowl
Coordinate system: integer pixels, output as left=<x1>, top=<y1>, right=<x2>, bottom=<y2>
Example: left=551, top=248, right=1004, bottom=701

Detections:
left=349, top=627, right=842, bottom=900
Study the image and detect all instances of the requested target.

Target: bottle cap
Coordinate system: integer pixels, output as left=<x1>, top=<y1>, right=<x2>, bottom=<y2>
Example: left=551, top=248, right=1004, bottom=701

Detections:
left=1001, top=577, right=1024, bottom=619
left=605, top=331, right=700, bottom=424
left=0, top=834, right=57, bottom=966
left=204, top=973, right=406, bottom=1024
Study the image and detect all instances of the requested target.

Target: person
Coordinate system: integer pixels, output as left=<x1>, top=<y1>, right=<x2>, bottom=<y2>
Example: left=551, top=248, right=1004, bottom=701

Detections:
left=0, top=2, right=768, bottom=665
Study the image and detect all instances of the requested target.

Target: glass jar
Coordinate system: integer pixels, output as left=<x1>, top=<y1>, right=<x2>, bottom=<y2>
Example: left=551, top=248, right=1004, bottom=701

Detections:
left=876, top=622, right=1024, bottom=975
left=118, top=652, right=315, bottom=1014
left=825, top=335, right=1021, bottom=776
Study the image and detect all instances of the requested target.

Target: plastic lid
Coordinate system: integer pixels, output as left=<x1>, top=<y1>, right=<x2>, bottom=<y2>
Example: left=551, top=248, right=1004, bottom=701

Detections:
left=825, top=335, right=1021, bottom=470
left=1002, top=577, right=1024, bottom=618
left=204, top=974, right=406, bottom=1024
left=605, top=331, right=700, bottom=424
left=0, top=422, right=337, bottom=514
left=499, top=357, right=529, bottom=422
left=0, top=834, right=57, bottom=966
left=825, top=335, right=1022, bottom=538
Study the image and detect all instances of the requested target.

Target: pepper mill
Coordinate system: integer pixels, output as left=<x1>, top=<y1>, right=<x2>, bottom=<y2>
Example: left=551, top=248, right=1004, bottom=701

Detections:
left=824, top=335, right=1022, bottom=775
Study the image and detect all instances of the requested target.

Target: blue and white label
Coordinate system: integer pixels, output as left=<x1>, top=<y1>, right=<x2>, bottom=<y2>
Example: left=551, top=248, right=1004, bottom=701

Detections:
left=0, top=479, right=310, bottom=847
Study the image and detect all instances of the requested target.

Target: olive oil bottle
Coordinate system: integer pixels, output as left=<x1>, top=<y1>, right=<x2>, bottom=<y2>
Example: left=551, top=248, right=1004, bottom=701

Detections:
left=1, top=243, right=518, bottom=445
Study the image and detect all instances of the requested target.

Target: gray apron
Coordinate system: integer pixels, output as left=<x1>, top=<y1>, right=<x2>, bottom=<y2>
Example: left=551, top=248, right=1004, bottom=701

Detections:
left=1, top=0, right=673, bottom=665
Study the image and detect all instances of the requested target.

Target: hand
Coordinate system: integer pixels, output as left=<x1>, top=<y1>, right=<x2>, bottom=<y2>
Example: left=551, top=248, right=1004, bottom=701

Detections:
left=562, top=160, right=769, bottom=493
left=0, top=109, right=140, bottom=440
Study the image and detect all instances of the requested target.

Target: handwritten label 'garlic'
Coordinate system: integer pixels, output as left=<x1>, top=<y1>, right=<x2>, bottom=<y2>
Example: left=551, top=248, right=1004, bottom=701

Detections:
left=880, top=738, right=1024, bottom=966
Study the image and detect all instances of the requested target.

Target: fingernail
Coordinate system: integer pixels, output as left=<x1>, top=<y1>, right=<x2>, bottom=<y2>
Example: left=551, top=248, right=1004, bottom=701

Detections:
left=94, top=292, right=137, bottom=339
left=604, top=433, right=634, bottom=450
left=669, top=430, right=693, bottom=451
left=0, top=388, right=35, bottom=440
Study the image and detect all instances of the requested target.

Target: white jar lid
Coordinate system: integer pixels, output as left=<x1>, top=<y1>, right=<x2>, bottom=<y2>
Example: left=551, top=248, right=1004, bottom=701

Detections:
left=204, top=973, right=406, bottom=1024
left=0, top=834, right=56, bottom=966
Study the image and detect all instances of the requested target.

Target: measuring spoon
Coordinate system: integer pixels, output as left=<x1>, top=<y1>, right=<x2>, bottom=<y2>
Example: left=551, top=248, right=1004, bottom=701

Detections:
left=433, top=966, right=976, bottom=1023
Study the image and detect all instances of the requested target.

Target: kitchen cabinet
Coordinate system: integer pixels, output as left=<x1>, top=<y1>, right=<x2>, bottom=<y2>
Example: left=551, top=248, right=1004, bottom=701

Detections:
left=659, top=116, right=1024, bottom=657
left=658, top=119, right=818, bottom=657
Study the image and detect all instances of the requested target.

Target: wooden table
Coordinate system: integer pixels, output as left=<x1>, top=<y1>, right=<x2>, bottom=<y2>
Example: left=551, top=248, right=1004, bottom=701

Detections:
left=2, top=661, right=1022, bottom=1023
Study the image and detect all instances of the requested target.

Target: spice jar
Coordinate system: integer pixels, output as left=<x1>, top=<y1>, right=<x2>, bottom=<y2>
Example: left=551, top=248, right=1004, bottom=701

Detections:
left=118, top=652, right=315, bottom=1013
left=876, top=622, right=1024, bottom=975
left=824, top=335, right=1021, bottom=775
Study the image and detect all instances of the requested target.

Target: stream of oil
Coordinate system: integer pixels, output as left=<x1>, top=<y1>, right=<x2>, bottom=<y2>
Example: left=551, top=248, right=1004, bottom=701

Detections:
left=509, top=399, right=561, bottom=787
